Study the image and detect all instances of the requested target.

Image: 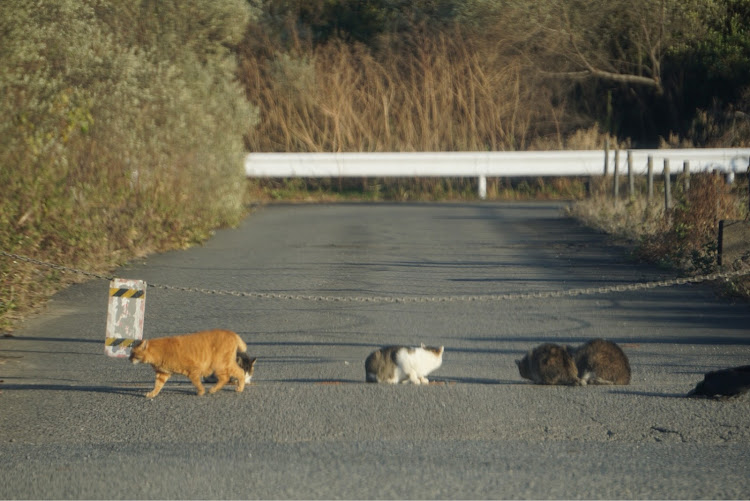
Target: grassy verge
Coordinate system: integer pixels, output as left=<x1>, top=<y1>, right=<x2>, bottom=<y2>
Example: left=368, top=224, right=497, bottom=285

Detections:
left=0, top=0, right=255, bottom=332
left=568, top=173, right=750, bottom=300
left=246, top=177, right=588, bottom=203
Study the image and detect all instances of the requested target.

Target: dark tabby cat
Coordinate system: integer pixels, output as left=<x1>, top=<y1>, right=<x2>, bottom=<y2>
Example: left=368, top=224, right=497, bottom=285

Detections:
left=515, top=343, right=579, bottom=385
left=572, top=338, right=631, bottom=385
left=516, top=339, right=631, bottom=386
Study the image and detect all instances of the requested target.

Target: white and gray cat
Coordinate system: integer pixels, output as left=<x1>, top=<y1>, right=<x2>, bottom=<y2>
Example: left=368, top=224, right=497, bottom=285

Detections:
left=516, top=338, right=630, bottom=385
left=365, top=344, right=444, bottom=384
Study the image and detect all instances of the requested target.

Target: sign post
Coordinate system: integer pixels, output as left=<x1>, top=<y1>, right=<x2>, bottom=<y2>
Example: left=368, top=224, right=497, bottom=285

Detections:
left=105, top=278, right=146, bottom=358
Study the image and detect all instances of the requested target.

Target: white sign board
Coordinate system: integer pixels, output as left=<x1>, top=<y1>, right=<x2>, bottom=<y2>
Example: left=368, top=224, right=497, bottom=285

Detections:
left=105, top=278, right=146, bottom=358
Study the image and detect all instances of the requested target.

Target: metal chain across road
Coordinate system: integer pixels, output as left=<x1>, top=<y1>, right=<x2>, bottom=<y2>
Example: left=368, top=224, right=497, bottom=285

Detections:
left=2, top=249, right=749, bottom=304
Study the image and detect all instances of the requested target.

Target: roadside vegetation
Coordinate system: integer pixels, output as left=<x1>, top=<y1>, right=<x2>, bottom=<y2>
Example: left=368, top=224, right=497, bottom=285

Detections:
left=0, top=0, right=255, bottom=330
left=570, top=173, right=749, bottom=299
left=2, top=0, right=750, bottom=331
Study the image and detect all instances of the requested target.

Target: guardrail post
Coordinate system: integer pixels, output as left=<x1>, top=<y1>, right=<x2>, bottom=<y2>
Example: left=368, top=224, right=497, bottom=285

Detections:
left=683, top=161, right=690, bottom=194
left=627, top=150, right=634, bottom=198
left=604, top=139, right=610, bottom=175
left=478, top=175, right=487, bottom=200
left=613, top=149, right=620, bottom=203
left=647, top=155, right=654, bottom=201
left=664, top=159, right=671, bottom=211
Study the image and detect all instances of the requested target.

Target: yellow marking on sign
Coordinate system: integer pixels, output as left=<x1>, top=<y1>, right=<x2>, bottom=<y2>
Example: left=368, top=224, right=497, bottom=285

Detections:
left=109, top=287, right=145, bottom=299
left=105, top=337, right=137, bottom=348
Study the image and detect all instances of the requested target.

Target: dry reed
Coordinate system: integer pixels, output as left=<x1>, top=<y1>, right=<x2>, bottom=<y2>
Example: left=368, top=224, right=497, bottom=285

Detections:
left=243, top=29, right=566, bottom=153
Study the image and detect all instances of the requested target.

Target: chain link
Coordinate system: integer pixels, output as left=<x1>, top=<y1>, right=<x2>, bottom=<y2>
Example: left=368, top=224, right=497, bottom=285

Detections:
left=2, top=249, right=749, bottom=304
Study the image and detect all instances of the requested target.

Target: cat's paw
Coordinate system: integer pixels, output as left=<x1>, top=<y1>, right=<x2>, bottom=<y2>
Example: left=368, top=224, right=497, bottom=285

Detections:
left=145, top=391, right=158, bottom=399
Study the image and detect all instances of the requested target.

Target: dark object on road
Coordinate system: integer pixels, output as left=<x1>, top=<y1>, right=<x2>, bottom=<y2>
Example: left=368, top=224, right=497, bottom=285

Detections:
left=516, top=343, right=579, bottom=385
left=516, top=339, right=631, bottom=386
left=687, top=365, right=750, bottom=399
left=572, top=338, right=631, bottom=385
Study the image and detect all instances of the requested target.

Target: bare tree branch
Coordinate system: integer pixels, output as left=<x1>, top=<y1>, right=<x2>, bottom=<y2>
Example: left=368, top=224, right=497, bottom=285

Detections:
left=536, top=68, right=662, bottom=92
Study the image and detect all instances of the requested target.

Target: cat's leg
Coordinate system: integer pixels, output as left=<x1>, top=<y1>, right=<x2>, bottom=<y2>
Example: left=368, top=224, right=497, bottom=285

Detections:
left=207, top=370, right=230, bottom=394
left=146, top=371, right=170, bottom=398
left=187, top=371, right=206, bottom=396
left=580, top=371, right=615, bottom=385
left=587, top=376, right=614, bottom=385
left=230, top=365, right=246, bottom=393
left=407, top=370, right=422, bottom=384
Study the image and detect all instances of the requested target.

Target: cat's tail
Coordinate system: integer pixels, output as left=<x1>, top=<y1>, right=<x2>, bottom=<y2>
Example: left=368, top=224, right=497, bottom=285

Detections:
left=235, top=333, right=247, bottom=354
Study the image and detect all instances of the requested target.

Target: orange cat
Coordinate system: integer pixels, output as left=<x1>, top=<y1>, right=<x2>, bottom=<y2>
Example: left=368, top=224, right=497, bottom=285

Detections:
left=129, top=329, right=249, bottom=398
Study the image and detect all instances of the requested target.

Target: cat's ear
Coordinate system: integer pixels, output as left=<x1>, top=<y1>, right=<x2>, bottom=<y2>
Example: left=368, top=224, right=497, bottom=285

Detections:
left=249, top=357, right=257, bottom=367
left=420, top=342, right=426, bottom=348
left=438, top=346, right=444, bottom=355
left=133, top=340, right=146, bottom=349
left=515, top=359, right=522, bottom=368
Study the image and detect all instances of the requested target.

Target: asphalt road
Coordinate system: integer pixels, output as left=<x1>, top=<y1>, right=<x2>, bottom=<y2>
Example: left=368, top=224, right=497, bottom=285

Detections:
left=2, top=202, right=749, bottom=499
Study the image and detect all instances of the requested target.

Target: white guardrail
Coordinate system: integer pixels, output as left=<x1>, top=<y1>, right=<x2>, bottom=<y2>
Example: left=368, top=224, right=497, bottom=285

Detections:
left=245, top=149, right=750, bottom=199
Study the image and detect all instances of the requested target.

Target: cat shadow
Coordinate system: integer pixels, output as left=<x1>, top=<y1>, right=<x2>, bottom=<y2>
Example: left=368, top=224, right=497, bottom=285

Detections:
left=0, top=381, right=246, bottom=397
left=264, top=378, right=362, bottom=384
left=258, top=376, right=524, bottom=385
left=1, top=335, right=101, bottom=344
left=607, top=389, right=687, bottom=399
left=0, top=382, right=146, bottom=397
left=263, top=377, right=522, bottom=385
left=0, top=349, right=99, bottom=356
left=441, top=377, right=519, bottom=385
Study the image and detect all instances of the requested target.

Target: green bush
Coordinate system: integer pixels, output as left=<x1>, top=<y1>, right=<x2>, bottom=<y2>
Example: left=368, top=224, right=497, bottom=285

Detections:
left=0, top=0, right=257, bottom=330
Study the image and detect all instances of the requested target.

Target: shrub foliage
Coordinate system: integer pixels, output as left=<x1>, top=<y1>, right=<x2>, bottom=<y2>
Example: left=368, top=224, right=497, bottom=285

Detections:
left=0, top=0, right=256, bottom=329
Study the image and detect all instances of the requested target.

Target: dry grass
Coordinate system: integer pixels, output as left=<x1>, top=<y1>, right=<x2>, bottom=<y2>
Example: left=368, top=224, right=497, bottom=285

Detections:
left=245, top=176, right=589, bottom=203
left=242, top=29, right=573, bottom=153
